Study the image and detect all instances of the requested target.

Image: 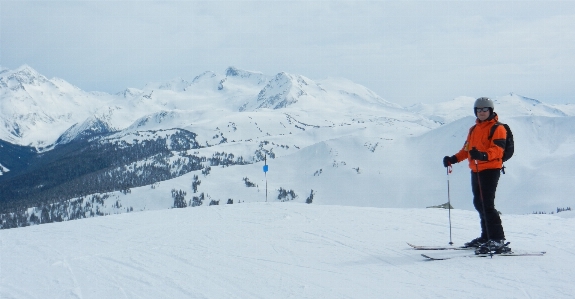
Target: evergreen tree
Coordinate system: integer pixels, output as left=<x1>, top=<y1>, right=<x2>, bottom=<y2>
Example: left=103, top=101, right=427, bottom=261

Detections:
left=192, top=175, right=201, bottom=193
left=172, top=189, right=187, bottom=208
left=306, top=190, right=315, bottom=204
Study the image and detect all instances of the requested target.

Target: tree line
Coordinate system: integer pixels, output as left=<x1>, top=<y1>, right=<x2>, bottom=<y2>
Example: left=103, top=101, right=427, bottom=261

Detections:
left=0, top=132, right=278, bottom=229
left=0, top=128, right=255, bottom=213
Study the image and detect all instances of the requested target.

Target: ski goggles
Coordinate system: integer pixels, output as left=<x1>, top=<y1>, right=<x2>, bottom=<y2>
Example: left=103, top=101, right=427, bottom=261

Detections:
left=475, top=107, right=491, bottom=112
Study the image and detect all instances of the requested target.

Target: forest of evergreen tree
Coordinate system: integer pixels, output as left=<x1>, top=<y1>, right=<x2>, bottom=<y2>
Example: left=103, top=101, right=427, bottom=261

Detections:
left=0, top=129, right=252, bottom=229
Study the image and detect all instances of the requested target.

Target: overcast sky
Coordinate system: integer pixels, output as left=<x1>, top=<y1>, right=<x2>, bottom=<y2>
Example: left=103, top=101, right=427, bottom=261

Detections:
left=1, top=0, right=574, bottom=106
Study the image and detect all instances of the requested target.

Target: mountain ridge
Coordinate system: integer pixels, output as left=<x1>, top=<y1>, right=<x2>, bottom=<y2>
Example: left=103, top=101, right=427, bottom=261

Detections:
left=2, top=65, right=574, bottom=148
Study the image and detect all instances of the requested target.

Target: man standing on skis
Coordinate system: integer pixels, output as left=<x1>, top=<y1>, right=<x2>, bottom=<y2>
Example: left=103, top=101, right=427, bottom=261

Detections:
left=442, top=97, right=511, bottom=254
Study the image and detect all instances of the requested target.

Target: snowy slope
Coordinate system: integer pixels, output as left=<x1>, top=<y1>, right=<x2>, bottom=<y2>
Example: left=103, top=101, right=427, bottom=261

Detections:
left=411, top=114, right=575, bottom=213
left=1, top=202, right=574, bottom=299
left=83, top=109, right=573, bottom=215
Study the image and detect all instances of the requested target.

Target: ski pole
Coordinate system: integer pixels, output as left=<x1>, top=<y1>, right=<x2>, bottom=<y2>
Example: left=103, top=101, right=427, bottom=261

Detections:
left=475, top=160, right=493, bottom=258
left=447, top=164, right=453, bottom=246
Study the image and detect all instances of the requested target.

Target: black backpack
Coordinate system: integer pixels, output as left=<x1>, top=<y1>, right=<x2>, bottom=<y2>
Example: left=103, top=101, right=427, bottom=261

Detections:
left=470, top=122, right=514, bottom=162
left=495, top=123, right=514, bottom=162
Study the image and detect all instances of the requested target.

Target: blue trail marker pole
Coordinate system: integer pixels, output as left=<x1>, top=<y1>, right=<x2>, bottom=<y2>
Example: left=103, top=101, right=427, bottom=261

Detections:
left=263, top=154, right=268, bottom=202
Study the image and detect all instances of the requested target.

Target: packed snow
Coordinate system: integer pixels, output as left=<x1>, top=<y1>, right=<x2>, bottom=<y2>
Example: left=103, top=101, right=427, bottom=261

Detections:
left=1, top=202, right=575, bottom=298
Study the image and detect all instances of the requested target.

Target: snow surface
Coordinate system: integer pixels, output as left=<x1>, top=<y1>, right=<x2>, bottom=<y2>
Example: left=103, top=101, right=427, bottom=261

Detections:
left=1, top=202, right=574, bottom=298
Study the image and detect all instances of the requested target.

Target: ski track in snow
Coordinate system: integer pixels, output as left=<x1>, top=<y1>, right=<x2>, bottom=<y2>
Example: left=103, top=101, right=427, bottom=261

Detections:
left=1, top=202, right=575, bottom=299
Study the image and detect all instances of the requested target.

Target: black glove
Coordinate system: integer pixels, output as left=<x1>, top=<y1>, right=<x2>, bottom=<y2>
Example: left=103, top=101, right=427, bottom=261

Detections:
left=469, top=147, right=488, bottom=161
left=443, top=155, right=457, bottom=167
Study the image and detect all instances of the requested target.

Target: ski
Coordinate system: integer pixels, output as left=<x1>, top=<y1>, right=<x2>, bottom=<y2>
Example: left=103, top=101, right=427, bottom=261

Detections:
left=421, top=251, right=546, bottom=261
left=407, top=242, right=473, bottom=251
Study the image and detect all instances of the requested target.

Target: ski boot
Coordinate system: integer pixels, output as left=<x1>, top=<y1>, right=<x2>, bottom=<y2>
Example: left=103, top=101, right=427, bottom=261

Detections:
left=475, top=239, right=512, bottom=255
left=463, top=237, right=487, bottom=248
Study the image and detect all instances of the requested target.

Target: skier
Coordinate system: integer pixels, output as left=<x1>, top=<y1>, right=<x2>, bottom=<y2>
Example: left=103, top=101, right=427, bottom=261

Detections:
left=442, top=97, right=511, bottom=254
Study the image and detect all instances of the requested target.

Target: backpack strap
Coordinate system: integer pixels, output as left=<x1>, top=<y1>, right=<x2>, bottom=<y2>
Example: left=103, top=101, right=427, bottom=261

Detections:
left=489, top=122, right=508, bottom=174
left=488, top=122, right=502, bottom=140
left=469, top=124, right=477, bottom=136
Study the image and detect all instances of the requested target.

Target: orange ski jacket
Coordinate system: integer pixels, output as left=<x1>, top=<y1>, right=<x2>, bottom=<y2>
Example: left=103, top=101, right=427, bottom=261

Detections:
left=453, top=113, right=507, bottom=172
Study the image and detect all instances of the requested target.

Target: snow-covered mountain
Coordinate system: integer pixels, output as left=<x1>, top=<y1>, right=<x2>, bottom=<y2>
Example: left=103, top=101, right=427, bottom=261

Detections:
left=54, top=115, right=117, bottom=145
left=1, top=65, right=574, bottom=230
left=407, top=93, right=574, bottom=124
left=0, top=65, right=120, bottom=148
left=0, top=65, right=424, bottom=148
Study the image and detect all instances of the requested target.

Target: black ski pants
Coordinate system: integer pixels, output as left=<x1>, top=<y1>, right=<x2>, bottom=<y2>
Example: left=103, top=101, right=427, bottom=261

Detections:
left=471, top=169, right=505, bottom=240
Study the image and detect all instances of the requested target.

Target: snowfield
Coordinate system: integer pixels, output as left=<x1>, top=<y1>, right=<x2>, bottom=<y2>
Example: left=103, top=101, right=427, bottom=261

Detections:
left=2, top=202, right=574, bottom=299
